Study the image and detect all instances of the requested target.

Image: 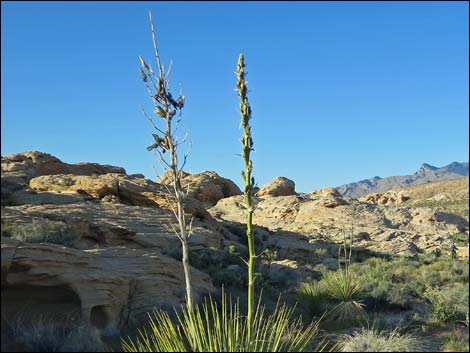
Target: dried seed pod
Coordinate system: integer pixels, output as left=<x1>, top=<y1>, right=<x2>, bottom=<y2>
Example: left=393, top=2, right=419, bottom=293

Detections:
left=157, top=78, right=164, bottom=96
left=177, top=95, right=185, bottom=109
left=166, top=92, right=178, bottom=108
left=146, top=143, right=158, bottom=151
left=161, top=135, right=171, bottom=151
left=155, top=106, right=166, bottom=118
left=139, top=68, right=147, bottom=82
left=139, top=56, right=150, bottom=71
left=152, top=133, right=163, bottom=144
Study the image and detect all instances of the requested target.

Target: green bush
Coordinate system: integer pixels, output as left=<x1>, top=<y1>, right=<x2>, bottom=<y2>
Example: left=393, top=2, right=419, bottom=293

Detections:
left=1, top=219, right=16, bottom=236
left=348, top=255, right=469, bottom=310
left=122, top=293, right=320, bottom=352
left=338, top=327, right=425, bottom=352
left=11, top=218, right=77, bottom=246
left=424, top=286, right=465, bottom=324
left=57, top=176, right=76, bottom=187
left=190, top=247, right=247, bottom=288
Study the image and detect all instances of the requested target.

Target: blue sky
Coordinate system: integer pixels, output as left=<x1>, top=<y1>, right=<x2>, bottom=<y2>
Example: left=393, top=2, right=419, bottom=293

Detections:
left=2, top=1, right=469, bottom=192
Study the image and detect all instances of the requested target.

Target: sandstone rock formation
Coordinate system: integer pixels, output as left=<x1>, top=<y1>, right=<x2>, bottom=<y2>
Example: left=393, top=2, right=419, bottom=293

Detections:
left=1, top=151, right=227, bottom=336
left=1, top=151, right=126, bottom=204
left=1, top=237, right=213, bottom=335
left=256, top=177, right=296, bottom=197
left=360, top=177, right=469, bottom=216
left=1, top=150, right=468, bottom=339
left=159, top=170, right=242, bottom=206
left=209, top=188, right=468, bottom=257
left=360, top=190, right=410, bottom=205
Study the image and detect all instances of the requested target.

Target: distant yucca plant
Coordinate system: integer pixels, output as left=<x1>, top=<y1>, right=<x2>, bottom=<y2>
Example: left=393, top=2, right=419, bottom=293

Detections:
left=321, top=270, right=366, bottom=323
left=122, top=292, right=320, bottom=352
left=322, top=229, right=365, bottom=323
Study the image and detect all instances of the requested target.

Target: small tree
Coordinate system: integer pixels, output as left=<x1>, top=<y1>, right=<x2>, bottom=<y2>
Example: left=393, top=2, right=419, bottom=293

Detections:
left=138, top=11, right=194, bottom=311
left=236, top=53, right=256, bottom=343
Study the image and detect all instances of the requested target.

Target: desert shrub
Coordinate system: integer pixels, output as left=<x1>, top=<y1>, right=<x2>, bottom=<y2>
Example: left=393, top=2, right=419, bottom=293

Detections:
left=312, top=263, right=329, bottom=274
left=1, top=219, right=16, bottom=236
left=314, top=247, right=328, bottom=261
left=57, top=176, right=76, bottom=187
left=338, top=327, right=425, bottom=352
left=451, top=232, right=469, bottom=246
left=442, top=284, right=469, bottom=320
left=417, top=259, right=469, bottom=287
left=11, top=218, right=76, bottom=246
left=212, top=268, right=246, bottom=288
left=424, top=287, right=457, bottom=324
left=8, top=315, right=105, bottom=352
left=190, top=247, right=247, bottom=287
left=441, top=330, right=469, bottom=352
left=349, top=255, right=469, bottom=310
left=260, top=247, right=279, bottom=262
left=122, top=293, right=320, bottom=352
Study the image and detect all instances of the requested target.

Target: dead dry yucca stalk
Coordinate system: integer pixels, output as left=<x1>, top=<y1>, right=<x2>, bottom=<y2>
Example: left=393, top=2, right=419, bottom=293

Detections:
left=138, top=11, right=194, bottom=314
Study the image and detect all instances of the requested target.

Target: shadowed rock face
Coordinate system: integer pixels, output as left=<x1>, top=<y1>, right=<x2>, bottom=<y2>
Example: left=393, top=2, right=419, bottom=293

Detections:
left=336, top=162, right=469, bottom=198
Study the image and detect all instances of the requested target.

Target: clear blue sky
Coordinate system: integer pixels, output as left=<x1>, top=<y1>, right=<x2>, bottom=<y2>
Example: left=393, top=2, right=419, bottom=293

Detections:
left=2, top=1, right=469, bottom=192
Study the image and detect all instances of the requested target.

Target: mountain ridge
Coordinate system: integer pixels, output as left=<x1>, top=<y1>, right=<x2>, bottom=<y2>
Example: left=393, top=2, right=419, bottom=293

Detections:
left=336, top=161, right=469, bottom=198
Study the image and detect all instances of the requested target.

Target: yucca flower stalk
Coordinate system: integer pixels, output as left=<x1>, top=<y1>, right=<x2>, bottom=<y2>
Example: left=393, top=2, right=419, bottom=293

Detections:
left=236, top=53, right=257, bottom=344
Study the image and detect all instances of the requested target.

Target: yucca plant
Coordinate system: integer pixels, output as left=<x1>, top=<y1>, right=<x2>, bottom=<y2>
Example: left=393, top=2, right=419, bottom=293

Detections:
left=296, top=281, right=328, bottom=317
left=122, top=292, right=320, bottom=352
left=322, top=230, right=366, bottom=323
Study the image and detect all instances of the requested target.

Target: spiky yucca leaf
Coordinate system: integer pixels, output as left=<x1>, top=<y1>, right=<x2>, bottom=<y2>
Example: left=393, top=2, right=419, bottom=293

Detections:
left=122, top=293, right=320, bottom=352
left=321, top=269, right=366, bottom=323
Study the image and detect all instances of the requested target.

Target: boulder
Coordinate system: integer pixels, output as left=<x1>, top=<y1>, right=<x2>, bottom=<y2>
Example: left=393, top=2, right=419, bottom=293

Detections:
left=1, top=151, right=125, bottom=181
left=360, top=190, right=410, bottom=205
left=159, top=171, right=242, bottom=206
left=256, top=177, right=296, bottom=197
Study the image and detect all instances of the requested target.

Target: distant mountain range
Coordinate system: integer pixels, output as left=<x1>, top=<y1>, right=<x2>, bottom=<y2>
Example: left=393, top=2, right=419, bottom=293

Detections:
left=336, top=162, right=469, bottom=198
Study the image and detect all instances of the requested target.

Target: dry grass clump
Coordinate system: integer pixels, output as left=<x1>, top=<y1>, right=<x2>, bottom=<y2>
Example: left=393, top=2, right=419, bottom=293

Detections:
left=6, top=315, right=105, bottom=352
left=338, top=327, right=425, bottom=352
